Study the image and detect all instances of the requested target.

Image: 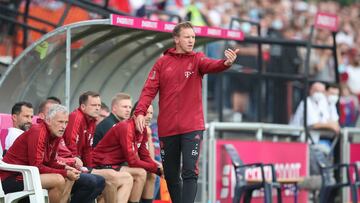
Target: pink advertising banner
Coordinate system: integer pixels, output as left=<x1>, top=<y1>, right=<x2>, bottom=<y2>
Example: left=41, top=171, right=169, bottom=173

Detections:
left=314, top=12, right=339, bottom=31
left=349, top=144, right=360, bottom=197
left=110, top=14, right=244, bottom=41
left=216, top=140, right=308, bottom=203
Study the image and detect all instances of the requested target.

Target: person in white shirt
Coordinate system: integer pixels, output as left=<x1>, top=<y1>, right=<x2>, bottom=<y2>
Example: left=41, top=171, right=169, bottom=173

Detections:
left=326, top=84, right=340, bottom=123
left=4, top=102, right=33, bottom=151
left=290, top=82, right=340, bottom=140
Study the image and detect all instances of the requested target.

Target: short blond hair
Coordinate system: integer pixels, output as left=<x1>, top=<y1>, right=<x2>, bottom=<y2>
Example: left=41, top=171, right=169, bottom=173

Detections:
left=172, top=21, right=194, bottom=37
left=111, top=93, right=131, bottom=108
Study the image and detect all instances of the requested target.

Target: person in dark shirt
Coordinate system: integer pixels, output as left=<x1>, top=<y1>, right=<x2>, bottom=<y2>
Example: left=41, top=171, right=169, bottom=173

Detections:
left=93, top=93, right=132, bottom=147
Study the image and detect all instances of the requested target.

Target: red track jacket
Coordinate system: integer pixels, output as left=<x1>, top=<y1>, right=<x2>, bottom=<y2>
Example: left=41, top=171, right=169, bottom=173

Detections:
left=134, top=48, right=230, bottom=137
left=92, top=119, right=158, bottom=174
left=63, top=108, right=96, bottom=166
left=0, top=120, right=67, bottom=180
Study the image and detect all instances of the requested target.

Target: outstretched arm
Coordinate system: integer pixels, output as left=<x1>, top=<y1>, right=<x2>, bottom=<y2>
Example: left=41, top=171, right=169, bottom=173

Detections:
left=198, top=48, right=239, bottom=75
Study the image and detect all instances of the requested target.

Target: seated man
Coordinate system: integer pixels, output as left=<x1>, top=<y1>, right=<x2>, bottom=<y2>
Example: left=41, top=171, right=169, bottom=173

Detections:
left=0, top=104, right=79, bottom=203
left=325, top=84, right=340, bottom=123
left=144, top=104, right=162, bottom=199
left=63, top=91, right=133, bottom=203
left=291, top=82, right=340, bottom=192
left=93, top=104, right=163, bottom=203
left=290, top=82, right=340, bottom=141
left=94, top=92, right=132, bottom=147
left=38, top=98, right=106, bottom=203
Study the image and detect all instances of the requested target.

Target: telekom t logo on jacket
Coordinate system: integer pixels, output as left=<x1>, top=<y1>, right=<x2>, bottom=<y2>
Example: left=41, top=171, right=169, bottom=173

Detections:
left=184, top=62, right=194, bottom=78
left=184, top=71, right=194, bottom=78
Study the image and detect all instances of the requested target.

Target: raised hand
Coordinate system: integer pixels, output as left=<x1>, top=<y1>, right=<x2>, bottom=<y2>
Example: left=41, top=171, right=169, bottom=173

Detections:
left=224, top=48, right=240, bottom=66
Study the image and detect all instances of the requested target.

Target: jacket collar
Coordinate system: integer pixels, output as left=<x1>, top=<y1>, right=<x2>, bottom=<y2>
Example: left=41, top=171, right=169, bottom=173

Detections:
left=77, top=107, right=96, bottom=126
left=38, top=119, right=58, bottom=141
left=163, top=47, right=195, bottom=56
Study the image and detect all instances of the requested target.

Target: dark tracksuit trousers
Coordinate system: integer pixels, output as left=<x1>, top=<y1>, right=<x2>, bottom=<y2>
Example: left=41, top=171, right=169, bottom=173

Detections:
left=70, top=173, right=105, bottom=203
left=159, top=131, right=203, bottom=203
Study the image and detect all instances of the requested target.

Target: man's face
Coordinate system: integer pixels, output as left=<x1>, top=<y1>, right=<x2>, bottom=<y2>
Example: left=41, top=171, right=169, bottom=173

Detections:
left=174, top=27, right=195, bottom=53
left=47, top=111, right=68, bottom=137
left=113, top=99, right=132, bottom=120
left=81, top=96, right=101, bottom=118
left=145, top=105, right=153, bottom=126
left=13, top=106, right=33, bottom=131
left=310, top=82, right=326, bottom=96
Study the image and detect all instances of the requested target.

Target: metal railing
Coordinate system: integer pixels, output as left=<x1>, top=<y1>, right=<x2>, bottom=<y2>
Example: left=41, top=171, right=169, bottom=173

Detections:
left=205, top=122, right=306, bottom=202
left=341, top=127, right=360, bottom=203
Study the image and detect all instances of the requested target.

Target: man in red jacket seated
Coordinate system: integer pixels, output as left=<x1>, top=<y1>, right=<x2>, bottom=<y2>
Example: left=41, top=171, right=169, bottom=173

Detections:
left=37, top=98, right=106, bottom=203
left=134, top=21, right=239, bottom=203
left=93, top=105, right=163, bottom=203
left=0, top=104, right=80, bottom=203
left=63, top=91, right=133, bottom=203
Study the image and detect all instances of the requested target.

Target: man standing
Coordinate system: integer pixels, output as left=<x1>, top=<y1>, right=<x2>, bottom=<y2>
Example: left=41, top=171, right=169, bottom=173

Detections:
left=93, top=93, right=132, bottom=146
left=0, top=104, right=79, bottom=203
left=134, top=21, right=239, bottom=203
left=5, top=101, right=33, bottom=151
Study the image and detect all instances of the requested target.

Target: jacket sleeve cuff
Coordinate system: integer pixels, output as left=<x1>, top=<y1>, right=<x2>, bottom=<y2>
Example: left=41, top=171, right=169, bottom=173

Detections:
left=134, top=111, right=146, bottom=117
left=223, top=59, right=232, bottom=67
left=155, top=167, right=162, bottom=176
left=61, top=169, right=67, bottom=178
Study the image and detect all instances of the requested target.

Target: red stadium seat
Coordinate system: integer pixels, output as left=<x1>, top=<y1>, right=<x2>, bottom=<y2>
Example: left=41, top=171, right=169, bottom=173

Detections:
left=0, top=129, right=8, bottom=150
left=0, top=114, right=12, bottom=130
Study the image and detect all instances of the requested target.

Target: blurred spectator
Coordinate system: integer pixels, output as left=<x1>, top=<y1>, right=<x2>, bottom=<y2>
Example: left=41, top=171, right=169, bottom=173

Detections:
left=309, top=31, right=335, bottom=82
left=185, top=0, right=209, bottom=26
left=325, top=84, right=340, bottom=123
left=290, top=82, right=340, bottom=141
left=344, top=49, right=360, bottom=100
left=339, top=83, right=359, bottom=127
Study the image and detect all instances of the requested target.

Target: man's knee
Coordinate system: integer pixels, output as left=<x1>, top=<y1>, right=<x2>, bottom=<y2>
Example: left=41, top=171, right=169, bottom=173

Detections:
left=133, top=168, right=147, bottom=182
left=53, top=174, right=66, bottom=187
left=121, top=172, right=133, bottom=185
left=147, top=173, right=156, bottom=183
